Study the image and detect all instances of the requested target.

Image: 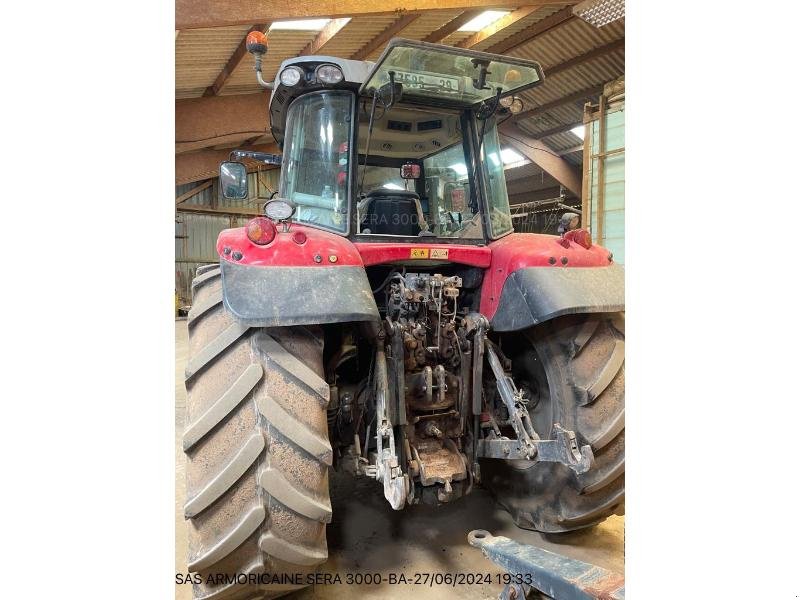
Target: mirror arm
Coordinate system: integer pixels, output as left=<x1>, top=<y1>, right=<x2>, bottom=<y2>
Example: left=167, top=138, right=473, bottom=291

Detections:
left=254, top=54, right=274, bottom=90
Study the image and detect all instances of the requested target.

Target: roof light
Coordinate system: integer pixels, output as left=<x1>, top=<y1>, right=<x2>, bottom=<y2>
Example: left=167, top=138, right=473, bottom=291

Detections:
left=270, top=19, right=331, bottom=31
left=458, top=10, right=510, bottom=32
left=572, top=0, right=625, bottom=28
left=280, top=66, right=304, bottom=87
left=315, top=64, right=344, bottom=85
left=571, top=125, right=586, bottom=140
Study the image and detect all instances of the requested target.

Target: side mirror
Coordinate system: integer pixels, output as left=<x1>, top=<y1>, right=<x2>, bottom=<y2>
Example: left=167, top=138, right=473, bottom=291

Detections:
left=219, top=161, right=248, bottom=199
left=401, top=163, right=420, bottom=179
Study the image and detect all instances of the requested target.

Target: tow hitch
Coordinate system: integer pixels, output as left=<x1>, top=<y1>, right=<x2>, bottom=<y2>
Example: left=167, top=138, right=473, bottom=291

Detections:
left=476, top=344, right=594, bottom=475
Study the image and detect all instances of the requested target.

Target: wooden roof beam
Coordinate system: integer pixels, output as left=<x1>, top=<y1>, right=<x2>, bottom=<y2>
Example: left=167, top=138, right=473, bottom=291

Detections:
left=176, top=92, right=270, bottom=154
left=485, top=6, right=575, bottom=54
left=500, top=122, right=582, bottom=198
left=510, top=84, right=604, bottom=125
left=351, top=13, right=422, bottom=61
left=530, top=121, right=582, bottom=139
left=176, top=144, right=279, bottom=185
left=299, top=18, right=351, bottom=55
left=422, top=10, right=483, bottom=42
left=456, top=6, right=540, bottom=48
left=546, top=39, right=624, bottom=78
left=203, top=23, right=270, bottom=97
left=177, top=1, right=573, bottom=30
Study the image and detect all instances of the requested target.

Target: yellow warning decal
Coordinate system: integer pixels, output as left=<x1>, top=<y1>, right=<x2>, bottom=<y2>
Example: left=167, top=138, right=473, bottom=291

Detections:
left=430, top=248, right=449, bottom=260
left=410, top=248, right=429, bottom=259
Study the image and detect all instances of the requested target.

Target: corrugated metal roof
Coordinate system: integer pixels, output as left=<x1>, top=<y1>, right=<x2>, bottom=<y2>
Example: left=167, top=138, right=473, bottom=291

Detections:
left=472, top=5, right=566, bottom=51
left=176, top=25, right=253, bottom=97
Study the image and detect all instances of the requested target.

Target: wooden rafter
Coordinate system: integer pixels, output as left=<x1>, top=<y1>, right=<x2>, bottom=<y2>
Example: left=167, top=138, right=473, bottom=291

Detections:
left=299, top=18, right=350, bottom=55
left=176, top=92, right=270, bottom=154
left=510, top=84, right=604, bottom=124
left=176, top=143, right=280, bottom=185
left=176, top=1, right=573, bottom=30
left=203, top=23, right=271, bottom=97
left=351, top=13, right=422, bottom=61
left=546, top=39, right=624, bottom=78
left=499, top=122, right=582, bottom=198
left=456, top=6, right=540, bottom=49
left=558, top=144, right=583, bottom=156
left=422, top=10, right=483, bottom=43
left=531, top=121, right=582, bottom=139
left=484, top=6, right=575, bottom=54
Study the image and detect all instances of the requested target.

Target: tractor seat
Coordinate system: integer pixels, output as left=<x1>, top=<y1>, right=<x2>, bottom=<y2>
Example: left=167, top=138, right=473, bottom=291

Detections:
left=361, top=188, right=426, bottom=236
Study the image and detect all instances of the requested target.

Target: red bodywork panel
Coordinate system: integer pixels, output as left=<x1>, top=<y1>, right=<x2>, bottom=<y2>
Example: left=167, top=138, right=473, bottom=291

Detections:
left=479, top=233, right=612, bottom=320
left=217, top=225, right=613, bottom=321
left=217, top=224, right=364, bottom=267
left=354, top=243, right=491, bottom=268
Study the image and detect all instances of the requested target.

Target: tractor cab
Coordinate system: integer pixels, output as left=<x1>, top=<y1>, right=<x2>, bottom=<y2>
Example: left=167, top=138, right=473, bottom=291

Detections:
left=221, top=38, right=544, bottom=245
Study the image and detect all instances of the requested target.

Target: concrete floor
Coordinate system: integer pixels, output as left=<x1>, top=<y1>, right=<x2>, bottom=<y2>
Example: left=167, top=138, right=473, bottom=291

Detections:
left=175, top=319, right=624, bottom=599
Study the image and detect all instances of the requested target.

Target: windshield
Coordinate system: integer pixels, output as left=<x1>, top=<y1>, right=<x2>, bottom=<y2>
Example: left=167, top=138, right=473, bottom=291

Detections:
left=361, top=39, right=543, bottom=107
left=480, top=117, right=514, bottom=237
left=356, top=106, right=483, bottom=239
left=279, top=91, right=353, bottom=233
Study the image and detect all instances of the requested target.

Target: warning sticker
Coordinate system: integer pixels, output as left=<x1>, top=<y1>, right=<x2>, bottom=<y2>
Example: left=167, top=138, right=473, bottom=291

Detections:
left=410, top=248, right=429, bottom=259
left=430, top=248, right=449, bottom=260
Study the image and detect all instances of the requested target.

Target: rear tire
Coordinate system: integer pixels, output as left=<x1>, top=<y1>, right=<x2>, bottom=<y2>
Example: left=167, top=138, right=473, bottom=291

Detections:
left=183, top=265, right=332, bottom=599
left=482, top=312, right=625, bottom=533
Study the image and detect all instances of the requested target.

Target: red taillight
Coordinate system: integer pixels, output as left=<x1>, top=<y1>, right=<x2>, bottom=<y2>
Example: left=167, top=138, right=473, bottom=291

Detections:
left=292, top=231, right=307, bottom=245
left=564, top=228, right=592, bottom=249
left=246, top=217, right=276, bottom=245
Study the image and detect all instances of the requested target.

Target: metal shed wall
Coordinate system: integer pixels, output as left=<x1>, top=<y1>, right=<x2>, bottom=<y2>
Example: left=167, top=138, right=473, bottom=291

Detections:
left=175, top=169, right=279, bottom=305
left=585, top=102, right=625, bottom=263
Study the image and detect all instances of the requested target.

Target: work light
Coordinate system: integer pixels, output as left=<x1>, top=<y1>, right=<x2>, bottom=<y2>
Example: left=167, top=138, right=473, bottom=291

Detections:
left=264, top=199, right=296, bottom=222
left=315, top=64, right=344, bottom=85
left=280, top=66, right=304, bottom=87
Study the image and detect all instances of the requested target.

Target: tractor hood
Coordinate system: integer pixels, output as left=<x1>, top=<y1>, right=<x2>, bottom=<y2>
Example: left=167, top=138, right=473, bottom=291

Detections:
left=360, top=38, right=544, bottom=109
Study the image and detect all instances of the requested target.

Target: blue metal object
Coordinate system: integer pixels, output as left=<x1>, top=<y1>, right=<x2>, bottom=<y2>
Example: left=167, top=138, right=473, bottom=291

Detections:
left=468, top=530, right=625, bottom=600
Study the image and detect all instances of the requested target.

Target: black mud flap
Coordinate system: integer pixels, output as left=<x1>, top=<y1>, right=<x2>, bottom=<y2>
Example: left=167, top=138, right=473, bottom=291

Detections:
left=220, top=261, right=380, bottom=327
left=491, top=264, right=624, bottom=332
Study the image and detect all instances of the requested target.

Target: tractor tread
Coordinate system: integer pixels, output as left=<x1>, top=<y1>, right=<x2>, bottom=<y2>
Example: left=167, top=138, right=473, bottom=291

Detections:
left=558, top=488, right=624, bottom=526
left=184, top=434, right=265, bottom=518
left=183, top=364, right=263, bottom=451
left=188, top=290, right=223, bottom=326
left=191, top=267, right=222, bottom=290
left=255, top=332, right=329, bottom=402
left=185, top=321, right=249, bottom=380
left=259, top=395, right=332, bottom=465
left=581, top=461, right=624, bottom=495
left=589, top=408, right=625, bottom=450
left=187, top=505, right=266, bottom=572
left=580, top=338, right=624, bottom=406
left=259, top=532, right=327, bottom=566
left=259, top=467, right=332, bottom=523
left=571, top=318, right=599, bottom=358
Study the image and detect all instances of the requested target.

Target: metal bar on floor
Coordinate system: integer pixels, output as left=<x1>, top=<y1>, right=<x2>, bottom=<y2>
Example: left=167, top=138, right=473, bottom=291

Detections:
left=467, top=530, right=625, bottom=600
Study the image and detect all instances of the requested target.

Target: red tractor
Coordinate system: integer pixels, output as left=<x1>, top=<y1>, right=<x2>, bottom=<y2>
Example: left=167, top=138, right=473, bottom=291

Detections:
left=183, top=35, right=624, bottom=599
